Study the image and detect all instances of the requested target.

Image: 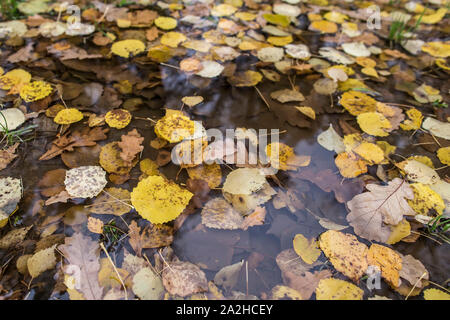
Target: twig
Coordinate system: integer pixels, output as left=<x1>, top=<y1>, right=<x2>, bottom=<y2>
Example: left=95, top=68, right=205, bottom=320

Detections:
left=100, top=242, right=128, bottom=300
left=254, top=86, right=271, bottom=111
left=405, top=272, right=427, bottom=300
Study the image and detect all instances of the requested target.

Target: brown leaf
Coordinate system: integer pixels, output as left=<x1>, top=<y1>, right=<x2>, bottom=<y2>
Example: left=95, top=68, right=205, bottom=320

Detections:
left=347, top=178, right=415, bottom=242
left=128, top=221, right=173, bottom=256
left=87, top=217, right=104, bottom=234
left=0, top=143, right=19, bottom=171
left=38, top=168, right=67, bottom=197
left=284, top=270, right=332, bottom=300
left=118, top=129, right=144, bottom=165
left=58, top=233, right=104, bottom=300
left=40, top=127, right=108, bottom=161
left=162, top=261, right=208, bottom=297
left=45, top=190, right=71, bottom=206
left=241, top=206, right=266, bottom=230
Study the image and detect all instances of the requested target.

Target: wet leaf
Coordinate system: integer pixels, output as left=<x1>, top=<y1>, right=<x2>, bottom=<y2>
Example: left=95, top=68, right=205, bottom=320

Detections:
left=319, top=230, right=368, bottom=281
left=131, top=176, right=193, bottom=224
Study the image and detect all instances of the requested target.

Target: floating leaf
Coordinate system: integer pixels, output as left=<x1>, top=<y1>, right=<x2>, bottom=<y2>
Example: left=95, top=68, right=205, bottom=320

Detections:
left=54, top=108, right=84, bottom=125
left=105, top=109, right=132, bottom=129
left=130, top=176, right=193, bottom=224
left=293, top=234, right=321, bottom=264
left=111, top=39, right=145, bottom=58
left=316, top=278, right=363, bottom=300
left=64, top=166, right=107, bottom=198
left=19, top=80, right=52, bottom=102
left=319, top=230, right=368, bottom=281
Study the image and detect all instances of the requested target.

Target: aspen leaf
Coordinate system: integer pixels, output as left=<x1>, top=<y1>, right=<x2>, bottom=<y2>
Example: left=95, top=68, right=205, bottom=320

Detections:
left=423, top=288, right=450, bottom=300
left=201, top=198, right=243, bottom=230
left=340, top=91, right=377, bottom=116
left=319, top=230, right=368, bottom=281
left=437, top=147, right=450, bottom=165
left=130, top=176, right=193, bottom=224
left=64, top=166, right=107, bottom=199
left=19, top=80, right=52, bottom=102
left=309, top=20, right=338, bottom=33
left=335, top=152, right=368, bottom=178
left=293, top=234, right=321, bottom=264
left=272, top=285, right=303, bottom=300
left=160, top=32, right=186, bottom=48
left=111, top=39, right=145, bottom=58
left=367, top=244, right=402, bottom=287
left=105, top=109, right=132, bottom=129
left=154, top=17, right=177, bottom=30
left=54, top=108, right=84, bottom=125
left=316, top=278, right=363, bottom=300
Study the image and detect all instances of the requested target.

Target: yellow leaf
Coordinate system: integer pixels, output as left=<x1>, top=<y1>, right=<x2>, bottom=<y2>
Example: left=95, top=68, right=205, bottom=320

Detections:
left=367, top=244, right=402, bottom=287
left=335, top=152, right=368, bottom=178
left=105, top=109, right=132, bottom=129
left=234, top=12, right=256, bottom=21
left=160, top=32, right=186, bottom=48
left=272, top=285, right=303, bottom=300
left=111, top=39, right=146, bottom=58
left=340, top=91, right=377, bottom=115
left=54, top=108, right=84, bottom=125
left=139, top=158, right=159, bottom=176
left=130, top=176, right=193, bottom=224
left=353, top=142, right=385, bottom=164
left=408, top=183, right=445, bottom=216
left=357, top=112, right=391, bottom=137
left=437, top=147, right=450, bottom=165
left=421, top=42, right=450, bottom=58
left=356, top=57, right=376, bottom=68
left=19, top=80, right=52, bottom=102
left=187, top=163, right=222, bottom=189
left=361, top=67, right=379, bottom=78
left=376, top=141, right=396, bottom=158
left=316, top=278, right=363, bottom=300
left=0, top=69, right=31, bottom=94
left=423, top=288, right=450, bottom=300
left=99, top=142, right=137, bottom=175
left=400, top=108, right=423, bottom=131
left=319, top=230, right=368, bottom=281
left=182, top=40, right=212, bottom=53
left=211, top=4, right=238, bottom=17
left=267, top=35, right=293, bottom=46
left=227, top=70, right=263, bottom=87
left=387, top=218, right=411, bottom=244
left=435, top=58, right=450, bottom=70
left=338, top=79, right=369, bottom=92
left=293, top=234, right=321, bottom=264
left=309, top=20, right=338, bottom=33
left=263, top=14, right=291, bottom=27
left=147, top=45, right=174, bottom=63
left=154, top=113, right=195, bottom=143
left=323, top=11, right=348, bottom=24
left=154, top=17, right=177, bottom=30
left=295, top=106, right=316, bottom=119
left=417, top=8, right=447, bottom=24
left=266, top=142, right=310, bottom=171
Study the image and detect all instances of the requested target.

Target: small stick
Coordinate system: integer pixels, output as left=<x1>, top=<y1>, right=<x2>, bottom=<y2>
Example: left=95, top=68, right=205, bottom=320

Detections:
left=245, top=260, right=249, bottom=297
left=100, top=242, right=128, bottom=300
left=160, top=62, right=180, bottom=70
left=405, top=272, right=427, bottom=300
left=254, top=86, right=271, bottom=111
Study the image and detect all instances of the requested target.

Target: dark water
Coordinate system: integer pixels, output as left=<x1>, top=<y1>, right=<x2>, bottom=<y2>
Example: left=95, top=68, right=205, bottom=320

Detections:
left=0, top=34, right=449, bottom=300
